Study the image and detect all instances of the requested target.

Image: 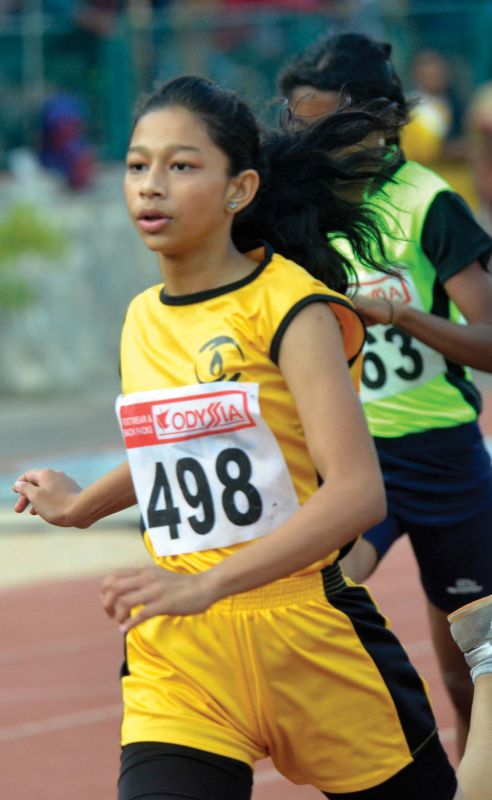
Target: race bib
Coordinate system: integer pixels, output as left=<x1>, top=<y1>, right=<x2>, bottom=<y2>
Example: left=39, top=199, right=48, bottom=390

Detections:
left=116, top=382, right=300, bottom=556
left=358, top=271, right=445, bottom=403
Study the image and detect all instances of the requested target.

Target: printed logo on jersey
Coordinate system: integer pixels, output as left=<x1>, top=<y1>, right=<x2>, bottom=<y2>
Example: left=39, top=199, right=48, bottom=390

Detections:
left=119, top=387, right=255, bottom=448
left=446, top=578, right=484, bottom=595
left=194, top=336, right=244, bottom=383
left=359, top=272, right=411, bottom=304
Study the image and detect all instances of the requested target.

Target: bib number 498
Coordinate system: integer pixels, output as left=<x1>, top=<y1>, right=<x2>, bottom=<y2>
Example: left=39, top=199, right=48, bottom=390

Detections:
left=147, top=447, right=263, bottom=539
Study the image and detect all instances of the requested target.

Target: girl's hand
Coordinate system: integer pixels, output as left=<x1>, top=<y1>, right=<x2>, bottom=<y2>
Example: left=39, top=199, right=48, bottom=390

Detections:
left=100, top=566, right=217, bottom=631
left=354, top=295, right=396, bottom=326
left=13, top=468, right=82, bottom=526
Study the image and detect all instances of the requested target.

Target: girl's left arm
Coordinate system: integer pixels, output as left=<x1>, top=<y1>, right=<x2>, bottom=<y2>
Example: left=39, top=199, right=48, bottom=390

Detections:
left=102, top=303, right=386, bottom=628
left=356, top=260, right=492, bottom=373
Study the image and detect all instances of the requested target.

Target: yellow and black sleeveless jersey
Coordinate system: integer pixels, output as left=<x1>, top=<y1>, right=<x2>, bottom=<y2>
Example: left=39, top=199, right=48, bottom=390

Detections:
left=119, top=244, right=364, bottom=577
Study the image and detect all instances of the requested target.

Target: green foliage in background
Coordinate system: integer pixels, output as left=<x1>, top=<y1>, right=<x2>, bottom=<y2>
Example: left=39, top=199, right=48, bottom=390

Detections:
left=0, top=203, right=66, bottom=309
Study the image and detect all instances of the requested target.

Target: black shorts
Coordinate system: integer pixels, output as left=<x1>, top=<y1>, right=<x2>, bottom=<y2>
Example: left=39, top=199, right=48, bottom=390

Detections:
left=118, top=732, right=457, bottom=800
left=365, top=422, right=492, bottom=611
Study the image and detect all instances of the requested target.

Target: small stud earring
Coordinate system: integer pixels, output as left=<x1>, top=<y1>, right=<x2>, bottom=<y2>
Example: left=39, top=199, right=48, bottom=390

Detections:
left=228, top=200, right=238, bottom=209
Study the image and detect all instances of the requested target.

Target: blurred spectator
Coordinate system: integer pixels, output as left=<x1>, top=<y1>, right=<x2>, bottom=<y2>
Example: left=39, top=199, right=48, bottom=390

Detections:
left=402, top=49, right=465, bottom=164
left=467, top=82, right=492, bottom=234
left=39, top=92, right=95, bottom=190
left=75, top=0, right=123, bottom=36
left=188, top=0, right=328, bottom=101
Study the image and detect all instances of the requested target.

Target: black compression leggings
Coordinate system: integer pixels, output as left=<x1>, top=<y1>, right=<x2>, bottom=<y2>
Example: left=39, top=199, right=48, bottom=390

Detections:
left=118, top=743, right=253, bottom=800
left=119, top=733, right=456, bottom=799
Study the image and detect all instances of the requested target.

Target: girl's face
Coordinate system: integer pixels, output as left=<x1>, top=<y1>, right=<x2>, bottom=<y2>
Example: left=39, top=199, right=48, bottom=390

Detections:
left=124, top=105, right=239, bottom=258
left=288, top=86, right=340, bottom=128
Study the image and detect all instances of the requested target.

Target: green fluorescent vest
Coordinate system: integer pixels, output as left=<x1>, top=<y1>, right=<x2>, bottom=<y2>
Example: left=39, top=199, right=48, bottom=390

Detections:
left=336, top=160, right=479, bottom=438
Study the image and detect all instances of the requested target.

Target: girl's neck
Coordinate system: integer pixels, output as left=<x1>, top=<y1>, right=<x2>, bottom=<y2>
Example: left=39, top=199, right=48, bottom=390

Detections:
left=157, top=240, right=256, bottom=296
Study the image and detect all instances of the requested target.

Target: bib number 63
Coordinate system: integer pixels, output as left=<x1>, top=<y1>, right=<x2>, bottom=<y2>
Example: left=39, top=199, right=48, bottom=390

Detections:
left=362, top=327, right=424, bottom=390
left=147, top=447, right=263, bottom=539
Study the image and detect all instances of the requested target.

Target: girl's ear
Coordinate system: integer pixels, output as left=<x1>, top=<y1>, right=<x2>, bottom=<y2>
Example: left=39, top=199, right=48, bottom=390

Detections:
left=226, top=169, right=260, bottom=213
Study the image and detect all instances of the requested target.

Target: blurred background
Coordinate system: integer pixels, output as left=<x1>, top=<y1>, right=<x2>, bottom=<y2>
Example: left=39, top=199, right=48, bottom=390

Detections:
left=2, top=5, right=492, bottom=798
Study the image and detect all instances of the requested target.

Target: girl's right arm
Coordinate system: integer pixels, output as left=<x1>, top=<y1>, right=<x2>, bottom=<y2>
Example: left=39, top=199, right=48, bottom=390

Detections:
left=13, top=461, right=136, bottom=528
left=355, top=260, right=492, bottom=373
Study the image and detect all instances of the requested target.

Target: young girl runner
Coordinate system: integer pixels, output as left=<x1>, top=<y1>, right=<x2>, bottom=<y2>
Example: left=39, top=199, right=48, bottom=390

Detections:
left=278, top=31, right=492, bottom=759
left=13, top=76, right=491, bottom=799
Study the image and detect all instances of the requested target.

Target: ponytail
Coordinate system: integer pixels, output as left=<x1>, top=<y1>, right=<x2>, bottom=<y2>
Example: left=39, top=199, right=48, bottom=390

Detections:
left=233, top=105, right=399, bottom=294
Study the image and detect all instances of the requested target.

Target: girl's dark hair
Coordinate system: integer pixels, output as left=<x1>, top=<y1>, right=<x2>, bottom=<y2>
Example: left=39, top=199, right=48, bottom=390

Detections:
left=278, top=32, right=410, bottom=129
left=132, top=75, right=261, bottom=177
left=132, top=75, right=397, bottom=295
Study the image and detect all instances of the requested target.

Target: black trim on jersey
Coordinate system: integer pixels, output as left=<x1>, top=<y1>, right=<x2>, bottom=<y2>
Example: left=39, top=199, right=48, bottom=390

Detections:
left=159, top=244, right=273, bottom=306
left=446, top=368, right=482, bottom=414
left=430, top=279, right=482, bottom=415
left=270, top=295, right=366, bottom=366
left=324, top=584, right=436, bottom=754
left=422, top=191, right=492, bottom=282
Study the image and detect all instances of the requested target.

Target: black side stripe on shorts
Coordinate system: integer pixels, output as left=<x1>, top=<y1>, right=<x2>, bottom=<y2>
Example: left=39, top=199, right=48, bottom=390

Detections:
left=120, top=636, right=130, bottom=679
left=324, top=583, right=436, bottom=754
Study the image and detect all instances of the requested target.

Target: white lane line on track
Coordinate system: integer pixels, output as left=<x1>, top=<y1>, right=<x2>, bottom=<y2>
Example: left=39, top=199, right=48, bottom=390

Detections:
left=0, top=704, right=122, bottom=742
